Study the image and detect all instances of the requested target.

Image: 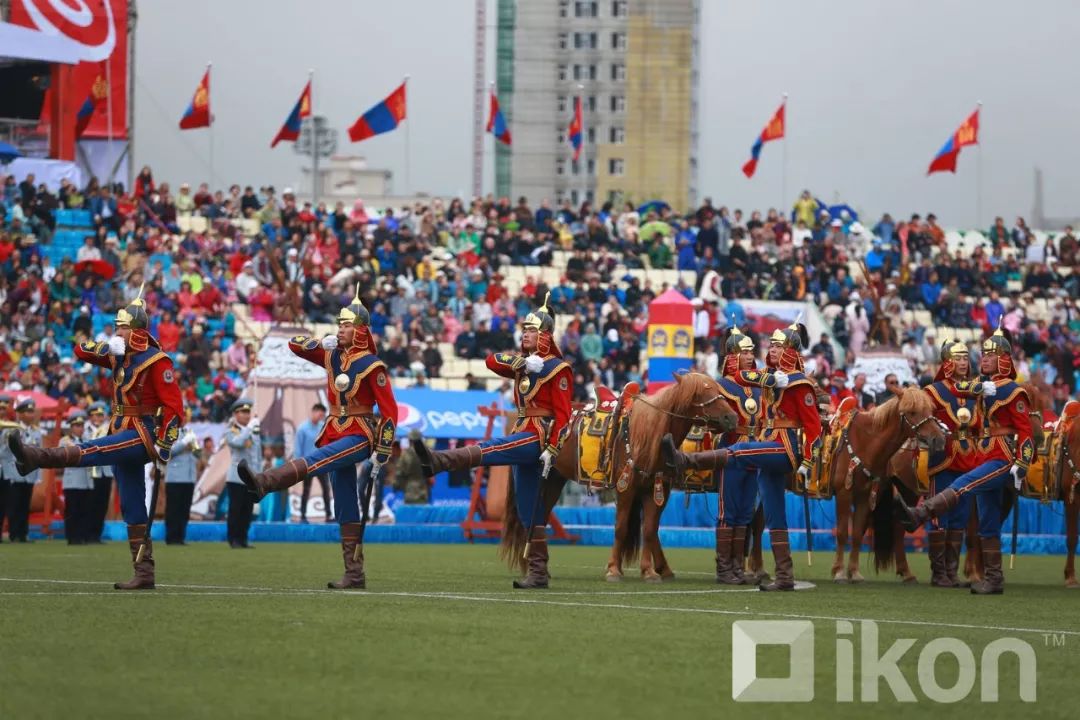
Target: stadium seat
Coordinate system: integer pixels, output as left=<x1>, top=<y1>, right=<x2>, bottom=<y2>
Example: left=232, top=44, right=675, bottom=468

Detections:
left=177, top=216, right=192, bottom=232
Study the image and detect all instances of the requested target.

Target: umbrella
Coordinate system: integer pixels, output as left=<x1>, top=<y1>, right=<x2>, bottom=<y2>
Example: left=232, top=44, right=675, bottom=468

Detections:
left=639, top=220, right=673, bottom=242
left=0, top=141, right=21, bottom=165
left=637, top=200, right=670, bottom=216
left=827, top=203, right=859, bottom=222
left=75, top=259, right=116, bottom=280
left=11, top=391, right=58, bottom=411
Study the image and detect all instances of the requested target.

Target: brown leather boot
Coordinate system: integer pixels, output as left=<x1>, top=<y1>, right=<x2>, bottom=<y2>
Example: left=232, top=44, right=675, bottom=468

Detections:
left=328, top=522, right=366, bottom=589
left=927, top=529, right=952, bottom=587
left=760, top=529, right=795, bottom=592
left=114, top=524, right=155, bottom=590
left=714, top=527, right=739, bottom=584
left=944, top=529, right=970, bottom=588
left=238, top=458, right=307, bottom=499
left=971, top=536, right=1004, bottom=595
left=660, top=433, right=729, bottom=477
left=414, top=442, right=482, bottom=478
left=896, top=488, right=959, bottom=532
left=9, top=433, right=82, bottom=475
left=513, top=527, right=550, bottom=589
left=731, top=526, right=750, bottom=585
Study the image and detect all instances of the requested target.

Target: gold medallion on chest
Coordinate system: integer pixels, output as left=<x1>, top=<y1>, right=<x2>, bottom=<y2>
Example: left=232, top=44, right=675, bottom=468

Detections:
left=334, top=373, right=350, bottom=392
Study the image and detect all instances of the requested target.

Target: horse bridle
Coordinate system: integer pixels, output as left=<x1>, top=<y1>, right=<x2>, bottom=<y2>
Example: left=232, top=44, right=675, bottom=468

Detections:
left=900, top=411, right=941, bottom=445
left=632, top=387, right=730, bottom=430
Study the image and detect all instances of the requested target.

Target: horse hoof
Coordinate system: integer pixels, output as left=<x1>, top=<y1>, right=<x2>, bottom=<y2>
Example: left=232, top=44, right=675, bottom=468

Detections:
left=660, top=571, right=676, bottom=581
left=832, top=572, right=848, bottom=584
left=900, top=575, right=919, bottom=585
left=605, top=572, right=622, bottom=583
left=849, top=572, right=865, bottom=584
left=1065, top=578, right=1080, bottom=589
left=643, top=572, right=663, bottom=584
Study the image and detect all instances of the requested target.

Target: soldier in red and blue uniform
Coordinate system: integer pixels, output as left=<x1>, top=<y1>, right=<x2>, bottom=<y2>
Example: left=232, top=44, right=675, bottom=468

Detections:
left=898, top=326, right=1032, bottom=595
left=663, top=321, right=822, bottom=592
left=414, top=294, right=572, bottom=589
left=9, top=287, right=184, bottom=590
left=239, top=286, right=398, bottom=590
left=921, top=338, right=995, bottom=587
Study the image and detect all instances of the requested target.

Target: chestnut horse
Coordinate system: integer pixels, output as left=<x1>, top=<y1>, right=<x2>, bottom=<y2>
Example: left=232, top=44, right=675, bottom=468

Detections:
left=497, top=373, right=738, bottom=580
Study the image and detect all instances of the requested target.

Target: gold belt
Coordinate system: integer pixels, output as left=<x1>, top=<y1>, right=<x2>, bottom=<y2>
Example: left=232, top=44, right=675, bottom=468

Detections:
left=330, top=404, right=373, bottom=418
left=767, top=420, right=799, bottom=430
left=113, top=404, right=158, bottom=417
left=517, top=409, right=554, bottom=419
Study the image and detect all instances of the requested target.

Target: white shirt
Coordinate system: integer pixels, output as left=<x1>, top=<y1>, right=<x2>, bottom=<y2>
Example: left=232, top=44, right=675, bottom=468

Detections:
left=792, top=227, right=812, bottom=248
left=693, top=309, right=710, bottom=338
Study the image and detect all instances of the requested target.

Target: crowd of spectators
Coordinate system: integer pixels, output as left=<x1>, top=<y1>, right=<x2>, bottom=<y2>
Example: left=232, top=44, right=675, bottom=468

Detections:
left=2, top=168, right=1079, bottom=423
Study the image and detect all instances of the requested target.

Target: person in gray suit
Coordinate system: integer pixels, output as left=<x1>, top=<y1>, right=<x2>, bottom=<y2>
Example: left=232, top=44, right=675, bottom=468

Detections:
left=6, top=399, right=43, bottom=542
left=0, top=395, right=16, bottom=542
left=85, top=403, right=114, bottom=543
left=165, top=427, right=200, bottom=545
left=61, top=413, right=95, bottom=544
left=225, top=398, right=260, bottom=549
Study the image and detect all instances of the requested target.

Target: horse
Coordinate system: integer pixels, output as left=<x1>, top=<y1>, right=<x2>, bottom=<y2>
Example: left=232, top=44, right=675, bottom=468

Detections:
left=1058, top=403, right=1080, bottom=587
left=496, top=372, right=739, bottom=581
left=742, top=389, right=945, bottom=584
left=877, top=382, right=1060, bottom=584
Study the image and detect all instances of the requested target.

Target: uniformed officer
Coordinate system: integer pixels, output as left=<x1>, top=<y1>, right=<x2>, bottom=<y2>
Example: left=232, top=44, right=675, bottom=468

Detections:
left=0, top=394, right=16, bottom=541
left=6, top=399, right=44, bottom=542
left=165, top=427, right=200, bottom=545
left=226, top=399, right=261, bottom=549
left=85, top=402, right=114, bottom=543
left=61, top=412, right=95, bottom=545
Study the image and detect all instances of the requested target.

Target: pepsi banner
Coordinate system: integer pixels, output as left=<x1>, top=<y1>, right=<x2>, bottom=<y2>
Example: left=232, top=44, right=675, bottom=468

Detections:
left=393, top=388, right=504, bottom=439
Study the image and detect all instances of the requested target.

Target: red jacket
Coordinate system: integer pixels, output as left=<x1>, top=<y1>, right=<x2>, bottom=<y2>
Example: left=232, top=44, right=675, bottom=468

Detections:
left=487, top=352, right=572, bottom=455
left=978, top=380, right=1035, bottom=472
left=762, top=373, right=823, bottom=468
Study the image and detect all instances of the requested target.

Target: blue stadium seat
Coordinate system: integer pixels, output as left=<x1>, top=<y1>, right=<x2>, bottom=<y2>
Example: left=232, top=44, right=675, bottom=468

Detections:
left=55, top=209, right=94, bottom=228
left=149, top=253, right=172, bottom=272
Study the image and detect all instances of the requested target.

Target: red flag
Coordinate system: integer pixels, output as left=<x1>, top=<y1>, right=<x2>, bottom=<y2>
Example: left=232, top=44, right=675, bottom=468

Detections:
left=179, top=68, right=211, bottom=130
left=271, top=81, right=312, bottom=148
left=741, top=102, right=785, bottom=178
left=348, top=82, right=407, bottom=142
left=75, top=62, right=109, bottom=138
left=927, top=108, right=979, bottom=175
left=568, top=96, right=583, bottom=161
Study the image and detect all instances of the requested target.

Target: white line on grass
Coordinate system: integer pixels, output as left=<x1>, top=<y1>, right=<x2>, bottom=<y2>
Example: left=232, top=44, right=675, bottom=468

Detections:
left=3, top=576, right=1078, bottom=638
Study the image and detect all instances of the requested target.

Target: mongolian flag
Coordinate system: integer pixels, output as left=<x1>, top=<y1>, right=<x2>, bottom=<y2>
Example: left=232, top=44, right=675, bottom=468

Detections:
left=75, top=63, right=109, bottom=138
left=567, top=95, right=583, bottom=161
left=179, top=68, right=211, bottom=130
left=927, top=108, right=980, bottom=175
left=741, top=101, right=785, bottom=178
left=348, top=81, right=407, bottom=142
left=272, top=81, right=312, bottom=148
left=486, top=88, right=511, bottom=145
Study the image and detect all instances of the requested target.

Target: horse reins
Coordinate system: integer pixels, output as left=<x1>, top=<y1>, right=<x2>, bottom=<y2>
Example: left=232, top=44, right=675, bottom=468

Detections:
left=631, top=389, right=729, bottom=430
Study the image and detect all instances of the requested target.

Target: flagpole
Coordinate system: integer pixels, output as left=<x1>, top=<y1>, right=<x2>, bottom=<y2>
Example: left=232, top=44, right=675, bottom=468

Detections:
left=207, top=62, right=214, bottom=192
left=105, top=56, right=114, bottom=186
left=578, top=83, right=585, bottom=207
left=781, top=92, right=788, bottom=213
left=487, top=80, right=496, bottom=196
left=309, top=68, right=318, bottom=207
left=404, top=74, right=411, bottom=196
left=976, top=100, right=983, bottom=229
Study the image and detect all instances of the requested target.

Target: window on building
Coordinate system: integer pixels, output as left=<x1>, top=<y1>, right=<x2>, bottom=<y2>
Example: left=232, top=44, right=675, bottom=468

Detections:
left=556, top=159, right=566, bottom=176
left=610, top=126, right=625, bottom=144
left=607, top=189, right=621, bottom=203
left=609, top=158, right=625, bottom=176
left=575, top=1, right=598, bottom=17
left=573, top=64, right=596, bottom=81
left=612, top=31, right=627, bottom=50
left=571, top=160, right=580, bottom=176
left=586, top=95, right=597, bottom=112
left=558, top=33, right=568, bottom=50
left=612, top=1, right=628, bottom=18
left=575, top=32, right=598, bottom=49
left=558, top=96, right=567, bottom=113
left=587, top=159, right=596, bottom=175
left=558, top=64, right=568, bottom=81
left=611, top=63, right=626, bottom=81
left=611, top=95, right=626, bottom=112
left=587, top=127, right=596, bottom=143
left=559, top=0, right=569, bottom=18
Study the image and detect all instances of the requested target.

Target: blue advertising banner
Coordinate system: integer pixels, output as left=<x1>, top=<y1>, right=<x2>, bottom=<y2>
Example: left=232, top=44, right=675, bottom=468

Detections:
left=393, top=388, right=504, bottom=439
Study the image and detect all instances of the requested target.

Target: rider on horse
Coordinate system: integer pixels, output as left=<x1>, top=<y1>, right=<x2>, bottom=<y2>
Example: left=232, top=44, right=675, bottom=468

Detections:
left=898, top=325, right=1033, bottom=595
left=921, top=338, right=997, bottom=588
left=662, top=320, right=822, bottom=592
left=414, top=293, right=573, bottom=590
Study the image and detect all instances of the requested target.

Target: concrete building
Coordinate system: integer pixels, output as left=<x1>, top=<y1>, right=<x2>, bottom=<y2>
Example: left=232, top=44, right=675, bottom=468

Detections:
left=495, top=0, right=698, bottom=211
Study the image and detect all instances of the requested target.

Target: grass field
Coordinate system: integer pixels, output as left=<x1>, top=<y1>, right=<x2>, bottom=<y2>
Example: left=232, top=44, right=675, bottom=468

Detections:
left=1, top=541, right=1077, bottom=719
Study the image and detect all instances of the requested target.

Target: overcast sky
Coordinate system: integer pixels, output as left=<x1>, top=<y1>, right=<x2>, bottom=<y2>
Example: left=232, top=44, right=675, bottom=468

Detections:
left=134, top=0, right=1080, bottom=228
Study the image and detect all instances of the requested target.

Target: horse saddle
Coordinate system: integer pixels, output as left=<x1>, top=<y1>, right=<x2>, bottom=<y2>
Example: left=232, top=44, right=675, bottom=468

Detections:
left=806, top=396, right=858, bottom=500
left=675, top=426, right=716, bottom=493
left=1027, top=400, right=1080, bottom=503
left=575, top=382, right=639, bottom=490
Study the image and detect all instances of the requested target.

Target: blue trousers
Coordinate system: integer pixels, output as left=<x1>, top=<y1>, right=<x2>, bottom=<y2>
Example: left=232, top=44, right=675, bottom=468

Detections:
left=304, top=435, right=372, bottom=525
left=725, top=441, right=796, bottom=531
left=944, top=459, right=1010, bottom=538
left=475, top=432, right=545, bottom=526
left=75, top=429, right=151, bottom=525
left=716, top=466, right=757, bottom=528
left=928, top=470, right=972, bottom=530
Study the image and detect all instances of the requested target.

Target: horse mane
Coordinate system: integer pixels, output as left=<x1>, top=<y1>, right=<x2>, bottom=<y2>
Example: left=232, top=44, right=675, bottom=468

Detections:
left=1021, top=382, right=1047, bottom=446
left=869, top=388, right=934, bottom=433
left=628, top=373, right=718, bottom=474
left=868, top=396, right=899, bottom=432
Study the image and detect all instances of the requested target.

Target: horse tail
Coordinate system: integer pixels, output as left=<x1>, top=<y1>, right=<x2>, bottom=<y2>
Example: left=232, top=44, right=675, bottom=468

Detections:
left=498, top=478, right=528, bottom=574
left=872, top=476, right=897, bottom=573
left=620, top=487, right=644, bottom=567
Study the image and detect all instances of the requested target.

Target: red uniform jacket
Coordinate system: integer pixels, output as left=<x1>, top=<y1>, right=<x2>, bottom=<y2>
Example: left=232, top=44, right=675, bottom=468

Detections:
left=762, top=372, right=823, bottom=468
left=924, top=379, right=984, bottom=473
left=979, top=380, right=1035, bottom=472
left=487, top=352, right=572, bottom=455
left=75, top=340, right=185, bottom=459
left=289, top=335, right=399, bottom=460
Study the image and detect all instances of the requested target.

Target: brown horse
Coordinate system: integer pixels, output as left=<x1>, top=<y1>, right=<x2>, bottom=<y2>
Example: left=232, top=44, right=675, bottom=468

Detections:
left=877, top=382, right=1062, bottom=584
left=1058, top=404, right=1080, bottom=587
left=828, top=389, right=946, bottom=583
left=496, top=373, right=738, bottom=581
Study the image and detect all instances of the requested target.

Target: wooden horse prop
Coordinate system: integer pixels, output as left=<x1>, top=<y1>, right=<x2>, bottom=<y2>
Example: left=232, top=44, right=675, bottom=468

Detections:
left=497, top=373, right=738, bottom=581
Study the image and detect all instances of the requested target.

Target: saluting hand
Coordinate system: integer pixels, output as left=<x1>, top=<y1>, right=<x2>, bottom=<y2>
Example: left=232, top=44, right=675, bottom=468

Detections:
left=107, top=336, right=126, bottom=356
left=980, top=381, right=997, bottom=399
left=321, top=335, right=338, bottom=351
left=525, top=354, right=544, bottom=374
left=773, top=370, right=789, bottom=388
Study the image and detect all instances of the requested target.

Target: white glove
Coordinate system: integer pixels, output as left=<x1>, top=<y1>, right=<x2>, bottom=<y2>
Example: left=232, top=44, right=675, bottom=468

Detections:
left=980, top=381, right=997, bottom=398
left=107, top=336, right=126, bottom=356
left=184, top=430, right=199, bottom=448
left=321, top=334, right=338, bottom=351
left=249, top=418, right=261, bottom=433
left=797, top=462, right=811, bottom=482
left=1011, top=464, right=1024, bottom=491
left=773, top=370, right=789, bottom=389
left=540, top=449, right=554, bottom=478
left=525, top=354, right=544, bottom=374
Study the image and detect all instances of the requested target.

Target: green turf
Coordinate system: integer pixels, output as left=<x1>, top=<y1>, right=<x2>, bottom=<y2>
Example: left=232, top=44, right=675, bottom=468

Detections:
left=1, top=541, right=1077, bottom=719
